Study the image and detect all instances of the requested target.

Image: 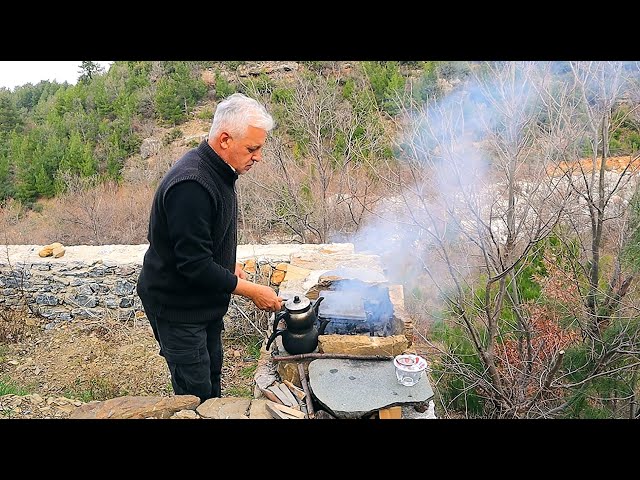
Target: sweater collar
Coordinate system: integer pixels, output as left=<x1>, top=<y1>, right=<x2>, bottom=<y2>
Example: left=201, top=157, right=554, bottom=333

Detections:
left=197, top=140, right=239, bottom=183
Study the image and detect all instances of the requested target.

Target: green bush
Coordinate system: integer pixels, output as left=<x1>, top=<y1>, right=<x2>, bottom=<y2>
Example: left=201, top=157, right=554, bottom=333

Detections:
left=430, top=320, right=485, bottom=415
left=163, top=128, right=183, bottom=146
left=411, top=61, right=440, bottom=104
left=154, top=62, right=208, bottom=125
left=215, top=73, right=236, bottom=99
left=362, top=61, right=406, bottom=116
left=622, top=190, right=640, bottom=272
left=560, top=341, right=636, bottom=419
left=196, top=107, right=213, bottom=121
left=272, top=87, right=294, bottom=105
left=222, top=61, right=245, bottom=71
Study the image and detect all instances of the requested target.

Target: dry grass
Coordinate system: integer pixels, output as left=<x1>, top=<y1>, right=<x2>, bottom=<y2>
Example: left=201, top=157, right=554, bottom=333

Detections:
left=0, top=181, right=153, bottom=246
left=0, top=307, right=28, bottom=345
left=0, top=305, right=264, bottom=402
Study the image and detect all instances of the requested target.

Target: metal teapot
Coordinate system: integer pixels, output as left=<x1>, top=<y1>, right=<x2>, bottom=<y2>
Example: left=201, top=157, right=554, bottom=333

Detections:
left=265, top=295, right=328, bottom=354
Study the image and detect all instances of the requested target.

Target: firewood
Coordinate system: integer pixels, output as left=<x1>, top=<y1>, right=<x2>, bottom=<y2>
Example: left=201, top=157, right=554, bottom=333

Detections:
left=276, top=382, right=300, bottom=409
left=284, top=385, right=306, bottom=412
left=265, top=402, right=291, bottom=419
left=259, top=386, right=284, bottom=405
left=267, top=385, right=294, bottom=407
left=297, top=363, right=315, bottom=419
left=269, top=401, right=307, bottom=419
left=283, top=380, right=306, bottom=401
left=378, top=406, right=402, bottom=419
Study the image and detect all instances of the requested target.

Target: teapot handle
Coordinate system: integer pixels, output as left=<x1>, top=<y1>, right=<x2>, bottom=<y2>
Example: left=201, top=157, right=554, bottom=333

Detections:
left=265, top=311, right=286, bottom=351
left=272, top=310, right=286, bottom=333
left=265, top=329, right=284, bottom=351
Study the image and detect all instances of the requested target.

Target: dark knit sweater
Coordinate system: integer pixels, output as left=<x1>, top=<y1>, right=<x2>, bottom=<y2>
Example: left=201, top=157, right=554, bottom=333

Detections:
left=137, top=140, right=239, bottom=323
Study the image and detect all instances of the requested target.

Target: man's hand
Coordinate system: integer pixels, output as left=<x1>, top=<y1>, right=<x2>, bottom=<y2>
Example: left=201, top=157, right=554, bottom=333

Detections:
left=233, top=278, right=284, bottom=312
left=235, top=262, right=247, bottom=280
left=250, top=284, right=285, bottom=312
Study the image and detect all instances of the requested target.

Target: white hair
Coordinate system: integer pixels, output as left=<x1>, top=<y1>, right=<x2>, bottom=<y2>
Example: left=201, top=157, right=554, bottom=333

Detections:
left=208, top=93, right=274, bottom=138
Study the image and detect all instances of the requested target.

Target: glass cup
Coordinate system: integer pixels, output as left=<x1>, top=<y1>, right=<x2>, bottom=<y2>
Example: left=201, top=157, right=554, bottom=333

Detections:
left=394, top=354, right=427, bottom=387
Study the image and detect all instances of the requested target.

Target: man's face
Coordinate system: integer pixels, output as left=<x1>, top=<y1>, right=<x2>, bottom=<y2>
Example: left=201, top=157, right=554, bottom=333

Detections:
left=222, top=125, right=268, bottom=174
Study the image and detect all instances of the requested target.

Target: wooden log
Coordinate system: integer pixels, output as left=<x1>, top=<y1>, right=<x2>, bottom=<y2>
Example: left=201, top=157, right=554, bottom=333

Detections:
left=379, top=406, right=402, bottom=419
left=283, top=380, right=306, bottom=401
left=267, top=385, right=295, bottom=407
left=265, top=402, right=291, bottom=419
left=276, top=382, right=300, bottom=409
left=298, top=363, right=315, bottom=419
left=269, top=401, right=307, bottom=419
left=259, top=386, right=284, bottom=405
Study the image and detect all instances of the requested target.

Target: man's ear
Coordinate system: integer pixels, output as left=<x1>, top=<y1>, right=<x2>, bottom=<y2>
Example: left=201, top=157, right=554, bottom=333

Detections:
left=219, top=132, right=232, bottom=150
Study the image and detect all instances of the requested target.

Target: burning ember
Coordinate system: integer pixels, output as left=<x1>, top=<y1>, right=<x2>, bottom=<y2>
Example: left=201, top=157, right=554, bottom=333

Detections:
left=316, top=282, right=394, bottom=336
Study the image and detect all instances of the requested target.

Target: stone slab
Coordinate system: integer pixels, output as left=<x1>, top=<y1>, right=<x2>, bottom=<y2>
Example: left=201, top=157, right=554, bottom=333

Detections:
left=319, top=267, right=387, bottom=283
left=308, top=358, right=433, bottom=419
left=1, top=243, right=357, bottom=268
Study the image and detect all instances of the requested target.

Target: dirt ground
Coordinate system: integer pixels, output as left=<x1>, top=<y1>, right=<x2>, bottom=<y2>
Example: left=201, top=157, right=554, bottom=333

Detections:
left=0, top=301, right=266, bottom=418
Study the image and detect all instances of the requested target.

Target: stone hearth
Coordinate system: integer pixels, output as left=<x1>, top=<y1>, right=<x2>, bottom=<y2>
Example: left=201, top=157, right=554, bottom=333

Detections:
left=252, top=250, right=430, bottom=419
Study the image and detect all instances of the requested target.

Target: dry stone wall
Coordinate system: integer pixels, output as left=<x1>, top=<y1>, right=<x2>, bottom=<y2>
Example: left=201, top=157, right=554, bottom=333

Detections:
left=0, top=243, right=358, bottom=327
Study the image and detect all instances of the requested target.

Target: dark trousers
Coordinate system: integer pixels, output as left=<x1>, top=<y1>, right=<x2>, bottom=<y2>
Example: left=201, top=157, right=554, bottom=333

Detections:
left=145, top=303, right=224, bottom=401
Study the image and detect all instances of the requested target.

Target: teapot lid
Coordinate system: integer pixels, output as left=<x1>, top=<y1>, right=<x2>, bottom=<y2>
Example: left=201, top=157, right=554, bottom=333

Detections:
left=284, top=295, right=311, bottom=312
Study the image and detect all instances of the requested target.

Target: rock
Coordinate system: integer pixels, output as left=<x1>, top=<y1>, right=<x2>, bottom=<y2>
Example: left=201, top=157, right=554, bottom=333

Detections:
left=314, top=409, right=336, bottom=419
left=196, top=397, right=251, bottom=419
left=38, top=242, right=65, bottom=258
left=140, top=138, right=161, bottom=159
left=247, top=399, right=272, bottom=419
left=271, top=269, right=286, bottom=286
left=171, top=409, right=200, bottom=419
left=69, top=395, right=201, bottom=419
left=243, top=259, right=257, bottom=274
left=318, top=334, right=409, bottom=356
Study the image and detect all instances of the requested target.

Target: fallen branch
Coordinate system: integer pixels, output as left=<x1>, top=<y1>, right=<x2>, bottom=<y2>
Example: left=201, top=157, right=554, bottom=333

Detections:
left=271, top=353, right=393, bottom=362
left=230, top=299, right=265, bottom=338
left=297, top=363, right=314, bottom=419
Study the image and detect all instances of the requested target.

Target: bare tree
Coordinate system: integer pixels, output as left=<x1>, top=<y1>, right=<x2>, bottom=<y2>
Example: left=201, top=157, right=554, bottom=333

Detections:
left=50, top=173, right=152, bottom=245
left=558, top=62, right=640, bottom=330
left=378, top=61, right=640, bottom=418
left=542, top=61, right=640, bottom=418
left=362, top=62, right=634, bottom=417
left=239, top=70, right=388, bottom=243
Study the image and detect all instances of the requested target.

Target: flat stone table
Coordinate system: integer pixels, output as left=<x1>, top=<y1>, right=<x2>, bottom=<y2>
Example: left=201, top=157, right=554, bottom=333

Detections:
left=308, top=358, right=433, bottom=419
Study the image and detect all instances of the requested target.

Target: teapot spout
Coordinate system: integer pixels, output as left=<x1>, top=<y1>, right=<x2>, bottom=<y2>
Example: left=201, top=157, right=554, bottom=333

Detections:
left=318, top=318, right=331, bottom=335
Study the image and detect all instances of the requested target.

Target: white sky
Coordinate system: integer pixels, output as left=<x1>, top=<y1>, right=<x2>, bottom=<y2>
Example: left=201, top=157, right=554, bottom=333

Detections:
left=0, top=61, right=113, bottom=90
